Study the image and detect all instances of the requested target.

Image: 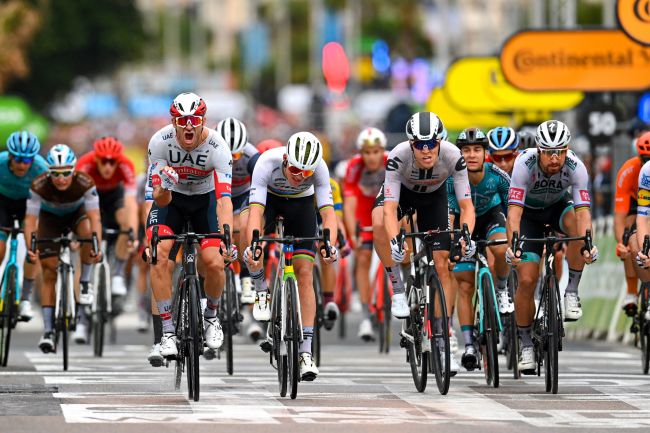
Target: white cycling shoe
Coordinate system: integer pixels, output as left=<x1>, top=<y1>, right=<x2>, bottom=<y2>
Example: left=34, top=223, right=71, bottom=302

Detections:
left=358, top=318, right=375, bottom=342
left=240, top=277, right=255, bottom=305
left=518, top=346, right=536, bottom=372
left=204, top=317, right=224, bottom=349
left=391, top=293, right=409, bottom=319
left=78, top=282, right=94, bottom=306
left=299, top=353, right=319, bottom=381
left=18, top=300, right=33, bottom=321
left=564, top=293, right=583, bottom=322
left=148, top=344, right=164, bottom=367
left=440, top=351, right=460, bottom=376
left=449, top=328, right=459, bottom=355
left=253, top=291, right=271, bottom=321
left=496, top=290, right=515, bottom=314
left=73, top=322, right=89, bottom=344
left=160, top=333, right=178, bottom=357
left=111, top=275, right=128, bottom=296
left=323, top=301, right=339, bottom=331
left=247, top=322, right=263, bottom=342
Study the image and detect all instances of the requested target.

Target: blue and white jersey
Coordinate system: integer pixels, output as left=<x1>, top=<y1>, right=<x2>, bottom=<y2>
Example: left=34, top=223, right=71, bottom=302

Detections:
left=0, top=152, right=48, bottom=200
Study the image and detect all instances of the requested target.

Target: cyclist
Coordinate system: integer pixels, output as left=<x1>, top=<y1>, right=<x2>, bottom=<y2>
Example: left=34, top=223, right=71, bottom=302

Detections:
left=615, top=131, right=650, bottom=315
left=243, top=131, right=339, bottom=381
left=76, top=137, right=138, bottom=301
left=506, top=120, right=598, bottom=373
left=342, top=127, right=387, bottom=341
left=24, top=144, right=103, bottom=351
left=0, top=131, right=49, bottom=321
left=215, top=117, right=260, bottom=306
left=633, top=154, right=650, bottom=280
left=518, top=130, right=536, bottom=151
left=372, top=112, right=475, bottom=375
left=487, top=127, right=519, bottom=175
left=447, top=127, right=512, bottom=370
left=146, top=92, right=235, bottom=358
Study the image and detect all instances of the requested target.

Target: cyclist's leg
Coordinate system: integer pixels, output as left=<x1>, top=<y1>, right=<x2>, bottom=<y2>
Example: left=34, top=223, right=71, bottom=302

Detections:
left=356, top=247, right=373, bottom=331
left=111, top=187, right=135, bottom=295
left=624, top=216, right=640, bottom=311
left=371, top=187, right=404, bottom=299
left=74, top=212, right=97, bottom=334
left=484, top=209, right=512, bottom=313
left=38, top=256, right=58, bottom=352
left=560, top=205, right=586, bottom=319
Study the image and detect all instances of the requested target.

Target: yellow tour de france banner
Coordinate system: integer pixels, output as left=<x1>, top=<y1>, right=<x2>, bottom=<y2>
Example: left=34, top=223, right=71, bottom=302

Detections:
left=500, top=29, right=650, bottom=92
left=444, top=57, right=584, bottom=114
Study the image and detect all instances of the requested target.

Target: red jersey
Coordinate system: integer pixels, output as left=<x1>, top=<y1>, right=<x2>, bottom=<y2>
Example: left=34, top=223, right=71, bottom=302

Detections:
left=76, top=151, right=137, bottom=195
left=343, top=153, right=388, bottom=199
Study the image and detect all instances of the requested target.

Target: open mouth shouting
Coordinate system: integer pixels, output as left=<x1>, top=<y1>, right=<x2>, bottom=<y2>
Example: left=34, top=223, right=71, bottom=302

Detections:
left=182, top=129, right=196, bottom=145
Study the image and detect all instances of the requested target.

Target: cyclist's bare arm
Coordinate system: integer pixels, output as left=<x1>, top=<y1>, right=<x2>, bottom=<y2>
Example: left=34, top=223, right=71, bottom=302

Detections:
left=458, top=198, right=475, bottom=234
left=124, top=194, right=139, bottom=237
left=343, top=195, right=358, bottom=244
left=319, top=206, right=338, bottom=249
left=506, top=205, right=523, bottom=245
left=217, top=195, right=234, bottom=235
left=152, top=185, right=171, bottom=207
left=383, top=200, right=400, bottom=240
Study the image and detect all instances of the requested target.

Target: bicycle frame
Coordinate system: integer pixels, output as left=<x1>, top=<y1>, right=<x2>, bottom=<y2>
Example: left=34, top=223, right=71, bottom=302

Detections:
left=474, top=248, right=503, bottom=335
left=0, top=220, right=21, bottom=312
left=55, top=235, right=76, bottom=326
left=92, top=237, right=112, bottom=316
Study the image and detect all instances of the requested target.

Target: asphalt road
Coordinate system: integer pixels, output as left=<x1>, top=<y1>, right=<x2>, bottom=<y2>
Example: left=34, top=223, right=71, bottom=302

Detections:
left=2, top=312, right=650, bottom=433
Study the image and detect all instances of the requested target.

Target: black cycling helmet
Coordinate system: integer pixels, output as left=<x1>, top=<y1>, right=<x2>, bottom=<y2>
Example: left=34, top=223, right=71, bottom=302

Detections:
left=517, top=130, right=536, bottom=150
left=455, top=127, right=488, bottom=149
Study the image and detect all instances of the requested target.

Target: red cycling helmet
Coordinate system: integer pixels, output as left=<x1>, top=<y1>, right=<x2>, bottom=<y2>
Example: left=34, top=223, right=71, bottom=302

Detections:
left=170, top=92, right=207, bottom=117
left=93, top=136, right=123, bottom=159
left=256, top=139, right=283, bottom=154
left=637, top=131, right=650, bottom=157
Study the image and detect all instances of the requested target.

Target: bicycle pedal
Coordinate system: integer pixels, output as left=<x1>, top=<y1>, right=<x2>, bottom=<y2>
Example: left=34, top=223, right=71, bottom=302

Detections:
left=259, top=339, right=273, bottom=353
left=624, top=304, right=638, bottom=318
left=399, top=337, right=408, bottom=349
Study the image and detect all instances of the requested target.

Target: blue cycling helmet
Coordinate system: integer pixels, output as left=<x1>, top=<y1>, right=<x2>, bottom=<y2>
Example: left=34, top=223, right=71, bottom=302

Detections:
left=488, top=127, right=519, bottom=153
left=6, top=131, right=40, bottom=158
left=46, top=144, right=77, bottom=168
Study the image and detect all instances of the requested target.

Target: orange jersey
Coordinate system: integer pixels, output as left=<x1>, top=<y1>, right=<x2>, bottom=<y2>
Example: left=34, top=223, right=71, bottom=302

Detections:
left=615, top=157, right=642, bottom=214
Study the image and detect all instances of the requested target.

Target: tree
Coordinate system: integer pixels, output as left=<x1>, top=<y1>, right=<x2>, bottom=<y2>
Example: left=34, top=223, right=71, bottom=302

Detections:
left=0, top=1, right=41, bottom=92
left=7, top=0, right=145, bottom=109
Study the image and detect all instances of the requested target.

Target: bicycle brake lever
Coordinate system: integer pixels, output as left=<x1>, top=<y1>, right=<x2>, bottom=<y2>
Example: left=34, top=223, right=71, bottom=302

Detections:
left=151, top=226, right=159, bottom=265
left=252, top=229, right=262, bottom=261
left=321, top=228, right=331, bottom=258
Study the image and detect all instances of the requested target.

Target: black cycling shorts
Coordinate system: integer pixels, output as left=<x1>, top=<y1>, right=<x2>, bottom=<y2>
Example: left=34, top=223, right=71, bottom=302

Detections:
left=0, top=192, right=26, bottom=240
left=519, top=195, right=573, bottom=262
left=261, top=193, right=318, bottom=259
left=146, top=191, right=219, bottom=249
left=374, top=184, right=450, bottom=251
left=38, top=207, right=88, bottom=259
left=98, top=185, right=125, bottom=229
left=452, top=205, right=506, bottom=271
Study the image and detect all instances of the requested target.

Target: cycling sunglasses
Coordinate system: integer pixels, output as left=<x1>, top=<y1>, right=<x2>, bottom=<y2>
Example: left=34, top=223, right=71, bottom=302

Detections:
left=539, top=148, right=567, bottom=157
left=410, top=138, right=440, bottom=151
left=11, top=156, right=34, bottom=164
left=50, top=169, right=74, bottom=178
left=99, top=157, right=117, bottom=166
left=232, top=152, right=243, bottom=161
left=286, top=163, right=314, bottom=178
left=490, top=152, right=517, bottom=163
left=175, top=115, right=204, bottom=127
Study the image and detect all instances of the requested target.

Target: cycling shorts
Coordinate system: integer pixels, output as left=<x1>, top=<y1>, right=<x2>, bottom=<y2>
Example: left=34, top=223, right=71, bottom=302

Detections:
left=519, top=196, right=573, bottom=263
left=373, top=183, right=450, bottom=251
left=261, top=194, right=318, bottom=260
left=98, top=184, right=125, bottom=229
left=38, top=207, right=88, bottom=259
left=0, top=192, right=26, bottom=242
left=146, top=191, right=220, bottom=250
left=453, top=205, right=506, bottom=273
left=231, top=192, right=248, bottom=215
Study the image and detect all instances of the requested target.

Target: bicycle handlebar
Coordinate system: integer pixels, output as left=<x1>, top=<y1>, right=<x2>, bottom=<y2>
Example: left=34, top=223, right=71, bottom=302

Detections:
left=511, top=229, right=593, bottom=258
left=30, top=232, right=99, bottom=260
left=150, top=224, right=231, bottom=265
left=250, top=228, right=331, bottom=261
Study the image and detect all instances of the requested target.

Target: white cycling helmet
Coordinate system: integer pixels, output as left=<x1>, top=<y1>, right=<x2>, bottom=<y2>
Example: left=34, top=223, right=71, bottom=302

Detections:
left=46, top=144, right=77, bottom=168
left=405, top=112, right=445, bottom=141
left=356, top=127, right=387, bottom=150
left=286, top=132, right=323, bottom=171
left=170, top=92, right=207, bottom=117
left=536, top=120, right=571, bottom=149
left=217, top=117, right=247, bottom=154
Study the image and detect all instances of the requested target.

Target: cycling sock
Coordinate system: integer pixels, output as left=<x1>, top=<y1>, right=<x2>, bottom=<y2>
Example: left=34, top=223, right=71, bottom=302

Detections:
left=299, top=326, right=313, bottom=354
left=80, top=263, right=93, bottom=283
left=76, top=304, right=89, bottom=326
left=324, top=292, right=334, bottom=305
left=518, top=325, right=533, bottom=347
left=627, top=276, right=639, bottom=295
left=385, top=266, right=404, bottom=294
left=496, top=275, right=508, bottom=292
left=240, top=266, right=250, bottom=279
left=112, top=258, right=126, bottom=277
left=152, top=315, right=162, bottom=344
left=565, top=268, right=582, bottom=295
left=250, top=269, right=267, bottom=293
left=362, top=303, right=371, bottom=319
left=157, top=300, right=175, bottom=333
left=461, top=325, right=473, bottom=346
left=21, top=278, right=35, bottom=301
left=204, top=296, right=220, bottom=319
left=42, top=306, right=54, bottom=333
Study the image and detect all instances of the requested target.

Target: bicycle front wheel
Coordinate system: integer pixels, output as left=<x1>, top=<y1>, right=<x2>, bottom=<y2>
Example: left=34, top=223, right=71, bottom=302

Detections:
left=286, top=278, right=300, bottom=399
left=379, top=270, right=391, bottom=354
left=58, top=266, right=71, bottom=371
left=187, top=278, right=202, bottom=401
left=92, top=264, right=108, bottom=357
left=0, top=266, right=16, bottom=367
left=407, top=288, right=428, bottom=392
left=224, top=267, right=236, bottom=375
left=545, top=275, right=560, bottom=394
left=506, top=270, right=519, bottom=379
left=641, top=284, right=650, bottom=374
left=312, top=267, right=322, bottom=367
left=427, top=271, right=450, bottom=395
left=481, top=273, right=499, bottom=388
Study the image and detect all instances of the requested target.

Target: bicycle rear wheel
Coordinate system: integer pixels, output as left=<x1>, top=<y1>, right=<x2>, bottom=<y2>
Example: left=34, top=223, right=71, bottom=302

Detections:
left=312, top=267, right=322, bottom=366
left=427, top=271, right=450, bottom=395
left=272, top=281, right=288, bottom=397
left=481, top=274, right=499, bottom=388
left=286, top=278, right=300, bottom=399
left=379, top=270, right=391, bottom=354
left=187, top=278, right=201, bottom=401
left=0, top=267, right=16, bottom=367
left=224, top=267, right=236, bottom=375
left=545, top=275, right=560, bottom=394
left=92, top=264, right=107, bottom=358
left=59, top=266, right=70, bottom=371
left=407, top=287, right=428, bottom=392
left=641, top=284, right=650, bottom=375
left=506, top=271, right=519, bottom=379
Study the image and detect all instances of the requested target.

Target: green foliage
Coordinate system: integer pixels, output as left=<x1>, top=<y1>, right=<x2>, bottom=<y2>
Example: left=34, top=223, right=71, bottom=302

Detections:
left=8, top=0, right=145, bottom=109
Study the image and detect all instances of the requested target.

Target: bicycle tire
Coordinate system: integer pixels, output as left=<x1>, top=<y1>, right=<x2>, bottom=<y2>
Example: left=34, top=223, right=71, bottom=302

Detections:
left=427, top=270, right=450, bottom=395
left=312, top=268, right=322, bottom=367
left=188, top=278, right=201, bottom=401
left=286, top=278, right=300, bottom=399
left=407, top=286, right=428, bottom=392
left=224, top=267, right=235, bottom=376
left=506, top=271, right=519, bottom=379
left=642, top=284, right=650, bottom=374
left=172, top=276, right=184, bottom=391
left=481, top=273, right=499, bottom=388
left=272, top=279, right=288, bottom=397
left=545, top=275, right=560, bottom=394
left=338, top=312, right=346, bottom=339
left=380, top=270, right=391, bottom=354
left=60, top=266, right=69, bottom=372
left=0, top=266, right=16, bottom=367
left=93, top=264, right=107, bottom=358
